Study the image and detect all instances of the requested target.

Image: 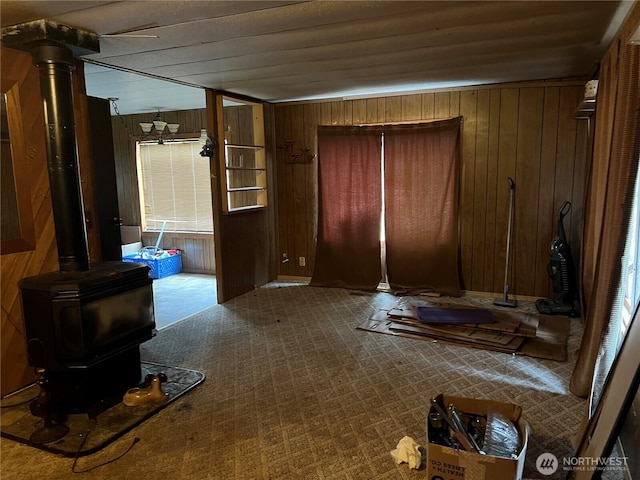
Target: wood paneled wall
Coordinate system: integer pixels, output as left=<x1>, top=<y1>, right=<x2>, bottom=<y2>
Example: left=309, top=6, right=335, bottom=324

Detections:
left=141, top=233, right=215, bottom=274
left=0, top=47, right=100, bottom=395
left=274, top=81, right=591, bottom=298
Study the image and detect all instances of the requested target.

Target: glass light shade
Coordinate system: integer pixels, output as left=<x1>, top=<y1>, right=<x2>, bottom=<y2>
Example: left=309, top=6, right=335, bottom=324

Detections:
left=139, top=122, right=153, bottom=134
left=199, top=128, right=208, bottom=146
left=167, top=123, right=180, bottom=134
left=153, top=120, right=167, bottom=132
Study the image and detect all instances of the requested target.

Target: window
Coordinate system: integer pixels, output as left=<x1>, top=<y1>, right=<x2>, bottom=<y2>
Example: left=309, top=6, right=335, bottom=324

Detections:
left=591, top=153, right=640, bottom=415
left=620, top=168, right=640, bottom=339
left=136, top=139, right=213, bottom=233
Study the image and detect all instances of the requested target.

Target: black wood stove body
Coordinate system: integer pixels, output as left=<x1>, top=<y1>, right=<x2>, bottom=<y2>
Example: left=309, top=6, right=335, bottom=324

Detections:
left=3, top=20, right=156, bottom=443
left=19, top=263, right=155, bottom=414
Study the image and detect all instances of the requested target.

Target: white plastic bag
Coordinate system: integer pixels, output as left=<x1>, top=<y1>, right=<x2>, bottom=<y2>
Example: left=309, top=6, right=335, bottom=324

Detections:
left=390, top=436, right=422, bottom=469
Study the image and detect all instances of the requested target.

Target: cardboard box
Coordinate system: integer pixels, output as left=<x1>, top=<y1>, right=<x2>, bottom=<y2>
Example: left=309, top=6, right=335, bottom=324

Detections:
left=426, top=394, right=529, bottom=480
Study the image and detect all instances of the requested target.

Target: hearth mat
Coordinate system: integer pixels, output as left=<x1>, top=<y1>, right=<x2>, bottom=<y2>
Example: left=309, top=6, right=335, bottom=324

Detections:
left=0, top=362, right=205, bottom=457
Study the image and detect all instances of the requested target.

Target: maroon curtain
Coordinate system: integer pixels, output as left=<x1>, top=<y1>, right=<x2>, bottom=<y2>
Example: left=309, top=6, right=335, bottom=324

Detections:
left=384, top=118, right=462, bottom=296
left=310, top=127, right=382, bottom=290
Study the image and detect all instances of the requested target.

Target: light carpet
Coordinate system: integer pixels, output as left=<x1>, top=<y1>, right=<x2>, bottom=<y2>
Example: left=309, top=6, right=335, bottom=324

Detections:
left=152, top=273, right=217, bottom=330
left=0, top=281, right=593, bottom=480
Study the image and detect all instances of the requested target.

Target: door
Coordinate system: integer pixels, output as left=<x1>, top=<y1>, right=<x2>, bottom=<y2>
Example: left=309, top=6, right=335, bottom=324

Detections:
left=87, top=96, right=122, bottom=261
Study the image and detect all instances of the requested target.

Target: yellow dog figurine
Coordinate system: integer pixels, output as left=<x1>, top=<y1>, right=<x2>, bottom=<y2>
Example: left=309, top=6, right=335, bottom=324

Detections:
left=123, top=373, right=169, bottom=406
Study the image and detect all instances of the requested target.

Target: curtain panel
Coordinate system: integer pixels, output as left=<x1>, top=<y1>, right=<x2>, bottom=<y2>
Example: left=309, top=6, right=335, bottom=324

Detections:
left=310, top=127, right=383, bottom=290
left=384, top=118, right=463, bottom=296
left=571, top=6, right=640, bottom=397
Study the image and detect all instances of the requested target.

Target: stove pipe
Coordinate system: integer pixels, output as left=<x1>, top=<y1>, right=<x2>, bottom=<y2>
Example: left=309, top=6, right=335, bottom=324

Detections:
left=32, top=42, right=90, bottom=272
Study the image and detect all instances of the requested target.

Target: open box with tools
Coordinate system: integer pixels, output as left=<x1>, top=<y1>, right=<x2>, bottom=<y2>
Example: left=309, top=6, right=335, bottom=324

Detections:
left=426, top=394, right=529, bottom=480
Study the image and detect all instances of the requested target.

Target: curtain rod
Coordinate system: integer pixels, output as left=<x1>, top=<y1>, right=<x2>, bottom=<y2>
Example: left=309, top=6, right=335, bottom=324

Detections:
left=352, top=117, right=462, bottom=127
left=318, top=117, right=463, bottom=130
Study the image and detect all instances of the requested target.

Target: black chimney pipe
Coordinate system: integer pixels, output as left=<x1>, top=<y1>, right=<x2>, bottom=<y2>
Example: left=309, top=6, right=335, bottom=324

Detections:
left=2, top=20, right=100, bottom=272
left=33, top=42, right=90, bottom=272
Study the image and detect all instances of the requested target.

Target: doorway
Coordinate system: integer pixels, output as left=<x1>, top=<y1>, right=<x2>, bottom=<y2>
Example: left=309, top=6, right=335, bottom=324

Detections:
left=151, top=273, right=217, bottom=329
left=84, top=64, right=219, bottom=320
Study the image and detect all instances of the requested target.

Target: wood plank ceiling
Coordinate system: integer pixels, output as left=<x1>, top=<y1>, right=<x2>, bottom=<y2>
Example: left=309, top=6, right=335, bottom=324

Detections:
left=0, top=1, right=634, bottom=113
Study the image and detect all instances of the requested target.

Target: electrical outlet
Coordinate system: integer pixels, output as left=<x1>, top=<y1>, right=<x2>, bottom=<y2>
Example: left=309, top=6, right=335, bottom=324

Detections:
left=299, top=256, right=306, bottom=267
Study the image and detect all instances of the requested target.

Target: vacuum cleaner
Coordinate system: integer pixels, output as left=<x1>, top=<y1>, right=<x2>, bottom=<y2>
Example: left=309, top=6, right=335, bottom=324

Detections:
left=535, top=201, right=580, bottom=317
left=494, top=178, right=518, bottom=308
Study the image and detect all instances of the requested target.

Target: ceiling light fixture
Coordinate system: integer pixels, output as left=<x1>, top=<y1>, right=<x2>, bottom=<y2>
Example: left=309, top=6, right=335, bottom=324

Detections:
left=199, top=128, right=218, bottom=158
left=139, top=111, right=179, bottom=144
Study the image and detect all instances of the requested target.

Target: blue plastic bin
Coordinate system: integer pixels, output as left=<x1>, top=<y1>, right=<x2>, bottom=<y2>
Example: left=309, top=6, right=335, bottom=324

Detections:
left=123, top=252, right=182, bottom=279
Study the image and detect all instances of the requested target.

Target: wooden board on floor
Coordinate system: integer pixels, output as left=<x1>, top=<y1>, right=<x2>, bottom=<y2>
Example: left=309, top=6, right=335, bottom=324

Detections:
left=389, top=323, right=526, bottom=349
left=382, top=315, right=521, bottom=346
left=387, top=303, right=539, bottom=338
left=357, top=312, right=569, bottom=362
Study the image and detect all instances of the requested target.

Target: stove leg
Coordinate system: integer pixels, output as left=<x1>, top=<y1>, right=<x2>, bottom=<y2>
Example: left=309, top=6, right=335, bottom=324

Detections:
left=29, top=369, right=69, bottom=444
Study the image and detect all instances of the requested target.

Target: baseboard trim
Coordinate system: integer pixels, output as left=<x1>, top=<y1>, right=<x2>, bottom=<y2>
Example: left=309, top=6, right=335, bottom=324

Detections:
left=274, top=277, right=543, bottom=303
left=277, top=275, right=311, bottom=282
left=462, top=290, right=540, bottom=302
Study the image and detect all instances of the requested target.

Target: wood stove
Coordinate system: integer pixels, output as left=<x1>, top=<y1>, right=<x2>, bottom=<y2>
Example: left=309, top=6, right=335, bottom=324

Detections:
left=19, top=263, right=155, bottom=411
left=3, top=21, right=156, bottom=443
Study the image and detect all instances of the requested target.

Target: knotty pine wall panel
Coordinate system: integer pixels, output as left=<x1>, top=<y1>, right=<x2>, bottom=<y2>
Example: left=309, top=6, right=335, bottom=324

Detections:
left=274, top=81, right=591, bottom=298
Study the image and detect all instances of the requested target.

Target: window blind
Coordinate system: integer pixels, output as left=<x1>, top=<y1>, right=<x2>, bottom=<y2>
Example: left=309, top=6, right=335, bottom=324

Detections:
left=137, top=140, right=213, bottom=233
